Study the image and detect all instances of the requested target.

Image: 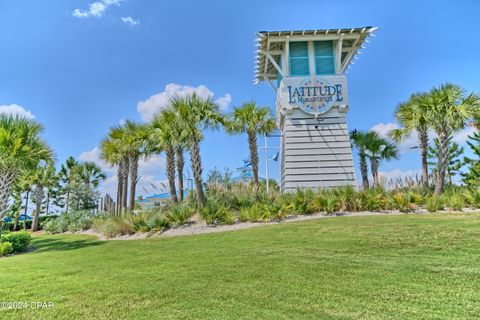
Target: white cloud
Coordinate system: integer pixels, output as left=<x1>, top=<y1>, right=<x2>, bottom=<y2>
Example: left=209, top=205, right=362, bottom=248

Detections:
left=215, top=93, right=231, bottom=111
left=72, top=0, right=122, bottom=18
left=137, top=83, right=232, bottom=121
left=0, top=104, right=35, bottom=119
left=369, top=122, right=418, bottom=153
left=452, top=126, right=476, bottom=144
left=79, top=147, right=167, bottom=197
left=121, top=16, right=139, bottom=26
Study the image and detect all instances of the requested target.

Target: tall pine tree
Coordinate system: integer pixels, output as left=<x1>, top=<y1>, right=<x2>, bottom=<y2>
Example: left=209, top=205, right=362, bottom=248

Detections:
left=463, top=131, right=480, bottom=188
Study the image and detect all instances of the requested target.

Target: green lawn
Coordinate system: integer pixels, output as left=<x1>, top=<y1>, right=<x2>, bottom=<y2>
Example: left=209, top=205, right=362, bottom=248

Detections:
left=1, top=213, right=480, bottom=319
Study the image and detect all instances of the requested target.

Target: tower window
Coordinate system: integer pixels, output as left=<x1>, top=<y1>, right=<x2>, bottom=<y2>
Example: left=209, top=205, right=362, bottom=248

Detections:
left=314, top=41, right=335, bottom=75
left=289, top=42, right=309, bottom=76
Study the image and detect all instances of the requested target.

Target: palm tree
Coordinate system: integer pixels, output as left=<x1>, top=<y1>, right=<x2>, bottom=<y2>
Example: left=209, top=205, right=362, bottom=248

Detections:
left=171, top=93, right=225, bottom=206
left=350, top=130, right=376, bottom=189
left=121, top=121, right=149, bottom=211
left=227, top=102, right=276, bottom=188
left=59, top=156, right=80, bottom=213
left=364, top=132, right=399, bottom=188
left=79, top=161, right=106, bottom=189
left=390, top=93, right=430, bottom=187
left=151, top=110, right=178, bottom=203
left=425, top=83, right=480, bottom=195
left=31, top=162, right=57, bottom=232
left=0, top=115, right=53, bottom=221
left=100, top=133, right=124, bottom=215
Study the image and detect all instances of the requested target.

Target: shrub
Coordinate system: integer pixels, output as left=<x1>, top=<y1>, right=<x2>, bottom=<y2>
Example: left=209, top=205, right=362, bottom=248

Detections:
left=311, top=191, right=340, bottom=214
left=334, top=186, right=361, bottom=211
left=43, top=210, right=94, bottom=234
left=166, top=205, right=194, bottom=226
left=147, top=213, right=170, bottom=231
left=291, top=189, right=315, bottom=214
left=390, top=192, right=417, bottom=213
left=359, top=190, right=385, bottom=211
left=239, top=204, right=264, bottom=222
left=0, top=242, right=13, bottom=256
left=200, top=199, right=235, bottom=225
left=426, top=196, right=444, bottom=213
left=446, top=194, right=464, bottom=211
left=92, top=217, right=135, bottom=238
left=1, top=231, right=31, bottom=252
left=465, top=189, right=480, bottom=208
left=130, top=213, right=151, bottom=232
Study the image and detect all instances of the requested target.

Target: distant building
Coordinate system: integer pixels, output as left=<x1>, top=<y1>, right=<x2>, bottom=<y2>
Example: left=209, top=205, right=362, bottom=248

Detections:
left=136, top=191, right=187, bottom=211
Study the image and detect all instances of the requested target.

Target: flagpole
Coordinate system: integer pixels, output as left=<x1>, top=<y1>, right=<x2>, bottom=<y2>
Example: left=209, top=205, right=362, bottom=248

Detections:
left=264, top=133, right=269, bottom=193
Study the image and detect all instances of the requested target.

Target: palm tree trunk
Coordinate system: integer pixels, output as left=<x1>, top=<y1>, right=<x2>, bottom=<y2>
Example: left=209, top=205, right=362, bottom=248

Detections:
left=121, top=156, right=129, bottom=213
left=129, top=154, right=139, bottom=211
left=0, top=170, right=15, bottom=220
left=166, top=145, right=178, bottom=203
left=418, top=129, right=429, bottom=188
left=45, top=190, right=50, bottom=215
left=23, top=190, right=29, bottom=230
left=116, top=164, right=123, bottom=215
left=32, top=186, right=44, bottom=232
left=247, top=131, right=259, bottom=187
left=370, top=158, right=380, bottom=188
left=176, top=146, right=184, bottom=201
left=189, top=138, right=206, bottom=206
left=434, top=132, right=450, bottom=195
left=359, top=153, right=369, bottom=189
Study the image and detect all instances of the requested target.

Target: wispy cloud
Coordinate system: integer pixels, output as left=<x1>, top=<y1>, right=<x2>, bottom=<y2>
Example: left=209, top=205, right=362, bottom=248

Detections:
left=72, top=0, right=123, bottom=18
left=121, top=16, right=139, bottom=26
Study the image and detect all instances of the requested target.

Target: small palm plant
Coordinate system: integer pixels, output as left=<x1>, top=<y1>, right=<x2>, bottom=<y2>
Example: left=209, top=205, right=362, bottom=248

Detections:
left=227, top=102, right=276, bottom=188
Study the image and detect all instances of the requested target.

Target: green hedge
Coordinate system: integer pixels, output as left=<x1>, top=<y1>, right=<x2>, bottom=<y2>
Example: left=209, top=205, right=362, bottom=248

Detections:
left=1, top=231, right=32, bottom=252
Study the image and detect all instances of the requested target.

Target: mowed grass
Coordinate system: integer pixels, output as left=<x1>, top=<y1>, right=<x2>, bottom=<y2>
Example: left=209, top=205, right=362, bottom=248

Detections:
left=1, top=213, right=480, bottom=319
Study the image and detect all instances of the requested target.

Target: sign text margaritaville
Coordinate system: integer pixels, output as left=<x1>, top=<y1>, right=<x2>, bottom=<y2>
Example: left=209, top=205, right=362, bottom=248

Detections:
left=287, top=83, right=344, bottom=105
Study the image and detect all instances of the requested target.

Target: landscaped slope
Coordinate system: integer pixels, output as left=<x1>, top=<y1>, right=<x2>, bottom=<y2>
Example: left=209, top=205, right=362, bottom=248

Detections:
left=1, top=213, right=480, bottom=319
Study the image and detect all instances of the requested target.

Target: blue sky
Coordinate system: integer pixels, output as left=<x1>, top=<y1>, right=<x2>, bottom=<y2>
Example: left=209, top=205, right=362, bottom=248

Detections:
left=1, top=0, right=479, bottom=196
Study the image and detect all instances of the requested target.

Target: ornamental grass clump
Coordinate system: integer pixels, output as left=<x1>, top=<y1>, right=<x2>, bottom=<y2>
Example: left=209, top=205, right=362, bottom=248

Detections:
left=358, top=189, right=387, bottom=211
left=200, top=198, right=235, bottom=225
left=92, top=216, right=135, bottom=238
left=333, top=186, right=362, bottom=211
left=426, top=196, right=445, bottom=213
left=465, top=189, right=480, bottom=208
left=445, top=193, right=465, bottom=212
left=390, top=192, right=417, bottom=213
left=166, top=205, right=194, bottom=226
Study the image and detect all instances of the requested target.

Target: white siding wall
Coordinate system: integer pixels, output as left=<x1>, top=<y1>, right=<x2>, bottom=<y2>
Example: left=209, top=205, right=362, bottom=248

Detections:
left=280, top=108, right=357, bottom=191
